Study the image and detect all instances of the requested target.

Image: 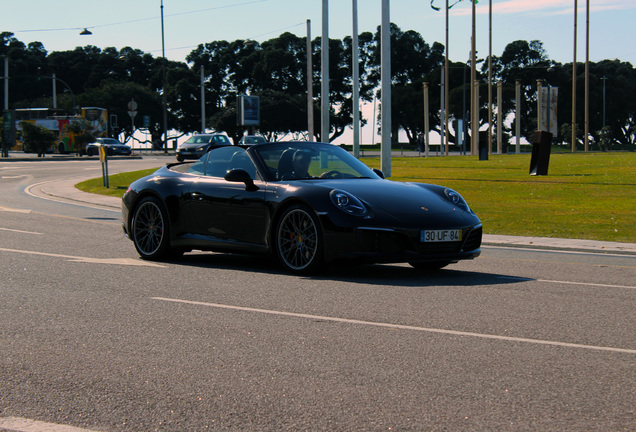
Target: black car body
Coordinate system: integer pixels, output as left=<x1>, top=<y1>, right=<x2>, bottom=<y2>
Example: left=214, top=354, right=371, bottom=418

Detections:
left=176, top=133, right=232, bottom=161
left=86, top=138, right=132, bottom=156
left=122, top=142, right=482, bottom=273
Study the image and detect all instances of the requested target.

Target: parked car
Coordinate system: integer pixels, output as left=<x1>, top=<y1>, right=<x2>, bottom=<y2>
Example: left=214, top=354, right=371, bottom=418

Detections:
left=176, top=133, right=232, bottom=161
left=238, top=135, right=267, bottom=145
left=122, top=141, right=482, bottom=274
left=86, top=138, right=131, bottom=156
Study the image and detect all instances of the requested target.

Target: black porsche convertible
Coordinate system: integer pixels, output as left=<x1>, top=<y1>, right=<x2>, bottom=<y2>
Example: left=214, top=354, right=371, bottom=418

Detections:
left=122, top=141, right=482, bottom=273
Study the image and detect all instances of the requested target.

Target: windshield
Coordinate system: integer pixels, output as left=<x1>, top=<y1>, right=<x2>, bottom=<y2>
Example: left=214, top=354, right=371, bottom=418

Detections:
left=99, top=138, right=121, bottom=145
left=252, top=142, right=380, bottom=181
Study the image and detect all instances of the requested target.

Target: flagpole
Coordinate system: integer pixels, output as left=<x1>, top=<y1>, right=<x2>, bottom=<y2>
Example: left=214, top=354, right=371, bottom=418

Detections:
left=470, top=0, right=476, bottom=155
left=444, top=0, right=449, bottom=156
left=488, top=0, right=493, bottom=154
left=572, top=0, right=577, bottom=152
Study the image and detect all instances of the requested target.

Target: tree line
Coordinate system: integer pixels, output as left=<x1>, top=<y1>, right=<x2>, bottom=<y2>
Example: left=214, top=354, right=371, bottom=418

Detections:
left=1, top=26, right=634, bottom=150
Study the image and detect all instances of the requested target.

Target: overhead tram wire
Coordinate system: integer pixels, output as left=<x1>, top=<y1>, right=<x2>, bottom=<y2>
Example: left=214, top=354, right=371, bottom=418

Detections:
left=16, top=0, right=270, bottom=34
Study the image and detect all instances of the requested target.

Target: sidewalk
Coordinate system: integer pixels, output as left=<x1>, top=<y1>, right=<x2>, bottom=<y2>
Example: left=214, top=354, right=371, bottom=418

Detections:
left=25, top=173, right=636, bottom=256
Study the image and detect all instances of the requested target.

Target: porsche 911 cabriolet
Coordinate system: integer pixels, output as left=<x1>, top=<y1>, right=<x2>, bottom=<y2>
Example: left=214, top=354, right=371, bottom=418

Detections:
left=122, top=141, right=482, bottom=274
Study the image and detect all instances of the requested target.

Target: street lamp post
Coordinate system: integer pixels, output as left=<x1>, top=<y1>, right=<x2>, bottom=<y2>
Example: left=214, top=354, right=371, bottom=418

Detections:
left=45, top=74, right=77, bottom=114
left=352, top=0, right=360, bottom=157
left=380, top=0, right=391, bottom=176
left=161, top=0, right=168, bottom=152
left=601, top=76, right=607, bottom=128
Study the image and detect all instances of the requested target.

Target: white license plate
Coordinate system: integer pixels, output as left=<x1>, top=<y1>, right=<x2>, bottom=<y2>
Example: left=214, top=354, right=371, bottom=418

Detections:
left=421, top=229, right=462, bottom=242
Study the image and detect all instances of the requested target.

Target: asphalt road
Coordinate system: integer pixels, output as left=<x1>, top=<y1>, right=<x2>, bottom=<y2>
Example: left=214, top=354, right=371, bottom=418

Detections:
left=1, top=157, right=634, bottom=432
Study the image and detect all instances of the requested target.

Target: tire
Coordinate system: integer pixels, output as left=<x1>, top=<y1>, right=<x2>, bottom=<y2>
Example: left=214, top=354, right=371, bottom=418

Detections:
left=131, top=196, right=172, bottom=260
left=176, top=157, right=184, bottom=162
left=275, top=204, right=324, bottom=274
left=409, top=261, right=451, bottom=271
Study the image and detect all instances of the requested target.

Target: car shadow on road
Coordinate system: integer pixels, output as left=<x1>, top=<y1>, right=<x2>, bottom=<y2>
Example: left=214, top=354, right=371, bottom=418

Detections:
left=168, top=252, right=531, bottom=288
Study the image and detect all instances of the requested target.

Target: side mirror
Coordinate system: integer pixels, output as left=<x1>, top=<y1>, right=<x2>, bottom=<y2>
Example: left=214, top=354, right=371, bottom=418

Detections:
left=225, top=169, right=259, bottom=191
left=373, top=168, right=385, bottom=179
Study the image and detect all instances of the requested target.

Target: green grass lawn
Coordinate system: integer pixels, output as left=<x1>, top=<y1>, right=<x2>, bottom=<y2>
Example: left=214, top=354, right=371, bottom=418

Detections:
left=77, top=152, right=636, bottom=243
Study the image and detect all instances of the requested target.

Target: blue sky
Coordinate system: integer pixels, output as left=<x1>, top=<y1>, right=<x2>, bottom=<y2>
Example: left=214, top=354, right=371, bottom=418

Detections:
left=6, top=0, right=636, bottom=66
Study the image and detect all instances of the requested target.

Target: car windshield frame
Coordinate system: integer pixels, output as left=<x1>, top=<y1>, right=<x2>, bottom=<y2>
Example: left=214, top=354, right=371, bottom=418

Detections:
left=249, top=141, right=380, bottom=182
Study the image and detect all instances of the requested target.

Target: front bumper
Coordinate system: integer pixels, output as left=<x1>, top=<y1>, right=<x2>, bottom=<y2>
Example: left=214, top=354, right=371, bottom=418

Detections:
left=323, top=223, right=482, bottom=264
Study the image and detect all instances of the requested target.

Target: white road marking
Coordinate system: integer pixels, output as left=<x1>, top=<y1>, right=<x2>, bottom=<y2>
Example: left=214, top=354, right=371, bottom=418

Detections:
left=484, top=245, right=635, bottom=259
left=0, top=205, right=31, bottom=214
left=0, top=416, right=104, bottom=432
left=1, top=175, right=28, bottom=179
left=152, top=297, right=636, bottom=355
left=497, top=276, right=636, bottom=290
left=0, top=247, right=164, bottom=268
left=0, top=227, right=42, bottom=235
left=24, top=181, right=120, bottom=213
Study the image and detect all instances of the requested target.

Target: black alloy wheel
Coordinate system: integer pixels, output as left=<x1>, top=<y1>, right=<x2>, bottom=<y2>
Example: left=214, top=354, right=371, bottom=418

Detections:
left=275, top=204, right=323, bottom=274
left=132, top=197, right=171, bottom=260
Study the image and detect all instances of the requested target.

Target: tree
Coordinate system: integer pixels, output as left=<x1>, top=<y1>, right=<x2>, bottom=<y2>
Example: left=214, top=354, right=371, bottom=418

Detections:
left=79, top=80, right=163, bottom=145
left=64, top=119, right=95, bottom=155
left=19, top=121, right=57, bottom=156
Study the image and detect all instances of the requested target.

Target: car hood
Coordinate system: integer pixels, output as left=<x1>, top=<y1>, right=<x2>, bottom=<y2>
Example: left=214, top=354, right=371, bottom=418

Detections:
left=179, top=143, right=209, bottom=149
left=293, top=178, right=474, bottom=221
left=326, top=179, right=459, bottom=213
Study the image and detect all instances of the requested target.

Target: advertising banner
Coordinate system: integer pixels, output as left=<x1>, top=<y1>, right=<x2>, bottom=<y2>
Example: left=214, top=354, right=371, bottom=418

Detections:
left=237, top=95, right=260, bottom=126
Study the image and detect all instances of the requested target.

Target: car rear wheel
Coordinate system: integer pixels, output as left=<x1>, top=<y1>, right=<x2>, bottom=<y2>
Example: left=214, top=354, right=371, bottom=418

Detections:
left=132, top=197, right=172, bottom=260
left=409, top=261, right=451, bottom=271
left=275, top=204, right=323, bottom=274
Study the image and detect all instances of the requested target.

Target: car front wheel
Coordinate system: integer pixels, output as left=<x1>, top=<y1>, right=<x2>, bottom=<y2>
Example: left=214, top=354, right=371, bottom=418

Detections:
left=275, top=204, right=324, bottom=274
left=132, top=197, right=172, bottom=260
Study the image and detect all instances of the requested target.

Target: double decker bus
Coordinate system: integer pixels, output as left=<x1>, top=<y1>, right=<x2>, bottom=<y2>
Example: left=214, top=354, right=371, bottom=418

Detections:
left=14, top=107, right=108, bottom=154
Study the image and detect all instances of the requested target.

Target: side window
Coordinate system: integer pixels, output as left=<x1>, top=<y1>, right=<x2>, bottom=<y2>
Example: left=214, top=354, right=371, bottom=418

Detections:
left=187, top=152, right=208, bottom=175
left=204, top=146, right=256, bottom=178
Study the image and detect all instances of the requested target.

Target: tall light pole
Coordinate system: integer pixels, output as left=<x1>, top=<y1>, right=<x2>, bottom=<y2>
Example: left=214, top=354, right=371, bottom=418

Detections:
left=352, top=0, right=360, bottom=157
left=200, top=66, right=205, bottom=133
left=380, top=0, right=391, bottom=176
left=444, top=0, right=449, bottom=156
left=307, top=19, right=314, bottom=141
left=584, top=0, right=589, bottom=152
left=423, top=82, right=429, bottom=157
left=161, top=0, right=168, bottom=152
left=321, top=0, right=329, bottom=144
left=488, top=0, right=493, bottom=154
left=515, top=80, right=521, bottom=154
left=470, top=0, right=477, bottom=155
left=601, top=76, right=607, bottom=127
left=572, top=0, right=577, bottom=152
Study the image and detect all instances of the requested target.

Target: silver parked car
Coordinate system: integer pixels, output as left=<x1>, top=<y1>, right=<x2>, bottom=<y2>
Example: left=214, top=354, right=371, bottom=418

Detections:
left=176, top=134, right=232, bottom=161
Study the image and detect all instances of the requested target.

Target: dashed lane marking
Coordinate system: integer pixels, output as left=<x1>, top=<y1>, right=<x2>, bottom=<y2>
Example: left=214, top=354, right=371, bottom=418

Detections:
left=0, top=205, right=31, bottom=214
left=0, top=416, right=104, bottom=432
left=0, top=227, right=42, bottom=235
left=0, top=247, right=165, bottom=268
left=496, top=276, right=636, bottom=290
left=152, top=297, right=636, bottom=355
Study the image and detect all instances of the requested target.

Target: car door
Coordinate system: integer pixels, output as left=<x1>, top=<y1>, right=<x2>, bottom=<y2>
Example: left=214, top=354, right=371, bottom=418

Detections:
left=185, top=146, right=269, bottom=248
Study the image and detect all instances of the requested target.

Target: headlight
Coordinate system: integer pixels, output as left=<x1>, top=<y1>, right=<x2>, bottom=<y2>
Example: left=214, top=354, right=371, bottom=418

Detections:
left=330, top=190, right=368, bottom=217
left=444, top=188, right=471, bottom=212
